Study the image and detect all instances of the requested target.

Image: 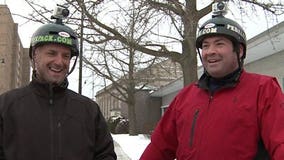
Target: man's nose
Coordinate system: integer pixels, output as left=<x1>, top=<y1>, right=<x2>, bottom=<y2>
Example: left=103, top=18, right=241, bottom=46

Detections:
left=203, top=45, right=217, bottom=56
left=53, top=54, right=66, bottom=65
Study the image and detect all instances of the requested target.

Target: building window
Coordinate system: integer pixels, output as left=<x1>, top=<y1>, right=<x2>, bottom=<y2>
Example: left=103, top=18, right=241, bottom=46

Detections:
left=0, top=58, right=4, bottom=64
left=282, top=77, right=284, bottom=91
left=161, top=105, right=169, bottom=116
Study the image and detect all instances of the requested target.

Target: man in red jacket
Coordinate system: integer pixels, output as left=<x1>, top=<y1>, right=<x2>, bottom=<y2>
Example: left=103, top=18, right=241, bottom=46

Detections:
left=140, top=3, right=284, bottom=160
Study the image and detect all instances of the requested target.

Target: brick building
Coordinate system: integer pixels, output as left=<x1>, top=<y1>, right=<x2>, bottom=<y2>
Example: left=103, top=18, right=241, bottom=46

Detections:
left=0, top=5, right=30, bottom=94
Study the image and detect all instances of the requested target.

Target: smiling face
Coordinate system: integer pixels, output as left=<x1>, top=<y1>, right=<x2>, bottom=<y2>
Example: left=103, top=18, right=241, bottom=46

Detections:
left=201, top=35, right=243, bottom=78
left=33, top=43, right=71, bottom=85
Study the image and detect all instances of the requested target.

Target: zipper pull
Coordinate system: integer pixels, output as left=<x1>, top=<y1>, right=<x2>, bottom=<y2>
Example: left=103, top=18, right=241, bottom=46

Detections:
left=209, top=93, right=214, bottom=103
left=49, top=99, right=53, bottom=105
left=57, top=122, right=61, bottom=128
left=48, top=84, right=54, bottom=105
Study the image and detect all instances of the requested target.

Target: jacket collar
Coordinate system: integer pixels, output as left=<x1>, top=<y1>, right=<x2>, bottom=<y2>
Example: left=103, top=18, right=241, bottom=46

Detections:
left=30, top=73, right=68, bottom=98
left=197, top=68, right=242, bottom=92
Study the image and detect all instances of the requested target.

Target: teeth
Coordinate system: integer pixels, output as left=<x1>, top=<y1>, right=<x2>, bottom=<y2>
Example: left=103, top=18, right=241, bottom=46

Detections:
left=208, top=60, right=217, bottom=63
left=49, top=67, right=62, bottom=72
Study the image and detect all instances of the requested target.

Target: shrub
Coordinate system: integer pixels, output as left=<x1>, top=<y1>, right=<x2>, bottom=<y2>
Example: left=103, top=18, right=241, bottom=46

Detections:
left=107, top=115, right=129, bottom=134
left=115, top=118, right=129, bottom=134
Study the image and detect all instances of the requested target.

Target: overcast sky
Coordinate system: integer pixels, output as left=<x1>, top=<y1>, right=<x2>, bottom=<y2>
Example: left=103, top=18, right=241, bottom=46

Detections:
left=5, top=0, right=284, bottom=47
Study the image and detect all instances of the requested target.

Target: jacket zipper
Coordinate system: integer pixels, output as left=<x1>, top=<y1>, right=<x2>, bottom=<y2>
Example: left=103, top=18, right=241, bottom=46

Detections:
left=57, top=122, right=62, bottom=160
left=189, top=109, right=199, bottom=147
left=209, top=92, right=214, bottom=104
left=49, top=85, right=55, bottom=160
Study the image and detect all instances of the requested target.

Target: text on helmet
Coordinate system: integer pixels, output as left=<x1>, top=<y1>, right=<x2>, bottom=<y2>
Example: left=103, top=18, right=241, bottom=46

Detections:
left=226, top=24, right=246, bottom=39
left=31, top=35, right=72, bottom=46
left=198, top=27, right=217, bottom=37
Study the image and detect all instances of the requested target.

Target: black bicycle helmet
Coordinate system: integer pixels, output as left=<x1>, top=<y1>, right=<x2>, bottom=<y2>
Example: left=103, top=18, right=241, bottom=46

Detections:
left=196, top=16, right=247, bottom=58
left=29, top=22, right=79, bottom=59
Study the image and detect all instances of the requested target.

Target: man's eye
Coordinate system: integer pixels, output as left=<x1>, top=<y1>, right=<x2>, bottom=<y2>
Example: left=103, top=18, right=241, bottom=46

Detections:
left=202, top=45, right=209, bottom=49
left=47, top=52, right=56, bottom=56
left=64, top=55, right=71, bottom=59
left=64, top=53, right=71, bottom=58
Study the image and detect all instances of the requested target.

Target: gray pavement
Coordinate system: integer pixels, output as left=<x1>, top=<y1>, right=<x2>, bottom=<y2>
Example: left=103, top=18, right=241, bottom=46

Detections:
left=114, top=140, right=132, bottom=160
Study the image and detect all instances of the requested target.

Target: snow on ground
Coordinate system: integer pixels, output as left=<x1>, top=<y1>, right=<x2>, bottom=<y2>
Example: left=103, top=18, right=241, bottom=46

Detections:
left=112, top=134, right=150, bottom=160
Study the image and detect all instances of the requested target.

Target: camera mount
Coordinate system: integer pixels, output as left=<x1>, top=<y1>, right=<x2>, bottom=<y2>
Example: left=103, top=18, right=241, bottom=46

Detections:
left=212, top=0, right=228, bottom=17
left=51, top=4, right=70, bottom=24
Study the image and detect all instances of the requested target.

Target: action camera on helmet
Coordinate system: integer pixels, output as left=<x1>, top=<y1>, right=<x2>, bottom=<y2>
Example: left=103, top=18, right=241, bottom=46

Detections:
left=212, top=0, right=228, bottom=17
left=51, top=4, right=70, bottom=24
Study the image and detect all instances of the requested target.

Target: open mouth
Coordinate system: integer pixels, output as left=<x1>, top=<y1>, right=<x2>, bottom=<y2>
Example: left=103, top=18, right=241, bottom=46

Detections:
left=49, top=67, right=63, bottom=73
left=208, top=59, right=220, bottom=63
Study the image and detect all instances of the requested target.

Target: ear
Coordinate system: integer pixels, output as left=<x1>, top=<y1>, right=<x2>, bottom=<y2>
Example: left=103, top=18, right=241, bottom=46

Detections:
left=31, top=57, right=36, bottom=69
left=239, top=44, right=244, bottom=58
left=31, top=49, right=38, bottom=69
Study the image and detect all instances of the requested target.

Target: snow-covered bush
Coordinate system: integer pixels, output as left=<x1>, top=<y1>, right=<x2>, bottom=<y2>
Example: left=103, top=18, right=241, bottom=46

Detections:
left=107, top=115, right=129, bottom=134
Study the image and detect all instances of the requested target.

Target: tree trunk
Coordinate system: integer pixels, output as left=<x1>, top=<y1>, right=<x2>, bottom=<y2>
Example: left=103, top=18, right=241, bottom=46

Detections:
left=179, top=32, right=199, bottom=86
left=181, top=52, right=198, bottom=86
left=128, top=96, right=138, bottom=135
left=180, top=6, right=199, bottom=86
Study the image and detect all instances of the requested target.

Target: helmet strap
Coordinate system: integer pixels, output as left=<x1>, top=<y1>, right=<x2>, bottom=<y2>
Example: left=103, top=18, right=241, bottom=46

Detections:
left=197, top=48, right=203, bottom=64
left=67, top=56, right=78, bottom=76
left=31, top=50, right=37, bottom=74
left=234, top=43, right=244, bottom=70
left=197, top=48, right=210, bottom=76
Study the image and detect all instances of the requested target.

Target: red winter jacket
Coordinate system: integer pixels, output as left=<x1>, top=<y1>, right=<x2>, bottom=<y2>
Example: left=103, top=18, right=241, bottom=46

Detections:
left=140, top=71, right=284, bottom=160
